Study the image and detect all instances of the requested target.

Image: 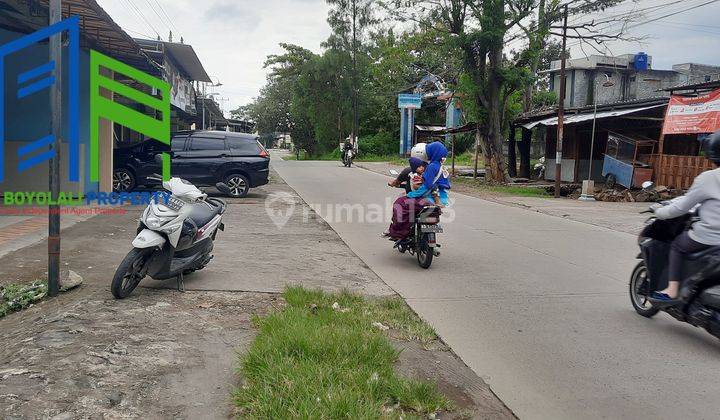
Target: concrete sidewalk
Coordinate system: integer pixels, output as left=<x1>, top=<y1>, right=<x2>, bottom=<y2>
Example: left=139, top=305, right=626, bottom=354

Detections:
left=357, top=161, right=649, bottom=235
left=0, top=209, right=98, bottom=259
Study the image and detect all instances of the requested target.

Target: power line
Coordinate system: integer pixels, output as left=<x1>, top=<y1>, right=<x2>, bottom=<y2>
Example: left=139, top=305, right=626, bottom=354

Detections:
left=151, top=0, right=180, bottom=34
left=123, top=27, right=156, bottom=39
left=661, top=20, right=718, bottom=28
left=652, top=21, right=720, bottom=35
left=564, top=0, right=720, bottom=49
left=626, top=0, right=720, bottom=30
left=143, top=0, right=171, bottom=33
left=121, top=0, right=162, bottom=39
left=506, top=0, right=712, bottom=51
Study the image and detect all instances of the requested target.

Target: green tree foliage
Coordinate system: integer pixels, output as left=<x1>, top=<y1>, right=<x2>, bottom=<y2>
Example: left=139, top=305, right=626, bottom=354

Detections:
left=239, top=0, right=628, bottom=168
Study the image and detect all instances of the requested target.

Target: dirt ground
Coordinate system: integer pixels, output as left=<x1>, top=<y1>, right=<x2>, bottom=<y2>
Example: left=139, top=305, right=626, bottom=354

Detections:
left=0, top=171, right=513, bottom=419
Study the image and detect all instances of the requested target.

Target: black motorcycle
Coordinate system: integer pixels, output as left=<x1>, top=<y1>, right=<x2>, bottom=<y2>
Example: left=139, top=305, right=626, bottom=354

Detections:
left=386, top=171, right=443, bottom=268
left=390, top=204, right=443, bottom=268
left=342, top=148, right=355, bottom=167
left=629, top=207, right=720, bottom=339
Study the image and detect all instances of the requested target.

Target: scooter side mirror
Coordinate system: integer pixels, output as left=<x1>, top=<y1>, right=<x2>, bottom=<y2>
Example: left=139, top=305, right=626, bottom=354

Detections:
left=389, top=169, right=399, bottom=176
left=216, top=182, right=233, bottom=196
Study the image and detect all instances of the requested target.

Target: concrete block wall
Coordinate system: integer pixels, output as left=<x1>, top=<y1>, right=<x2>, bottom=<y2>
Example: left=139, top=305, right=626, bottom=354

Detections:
left=593, top=71, right=627, bottom=106
left=630, top=70, right=679, bottom=100
left=673, top=63, right=720, bottom=84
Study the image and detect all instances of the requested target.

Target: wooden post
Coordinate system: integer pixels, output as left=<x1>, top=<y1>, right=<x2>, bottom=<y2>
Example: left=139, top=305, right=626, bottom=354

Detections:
left=508, top=125, right=517, bottom=178
left=573, top=127, right=580, bottom=182
left=48, top=0, right=62, bottom=297
left=655, top=133, right=665, bottom=185
left=474, top=129, right=480, bottom=180
left=554, top=5, right=568, bottom=198
left=451, top=133, right=456, bottom=177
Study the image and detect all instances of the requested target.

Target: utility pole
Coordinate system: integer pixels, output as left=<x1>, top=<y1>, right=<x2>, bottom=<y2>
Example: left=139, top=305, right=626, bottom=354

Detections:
left=48, top=0, right=62, bottom=297
left=202, top=82, right=206, bottom=130
left=554, top=5, right=568, bottom=198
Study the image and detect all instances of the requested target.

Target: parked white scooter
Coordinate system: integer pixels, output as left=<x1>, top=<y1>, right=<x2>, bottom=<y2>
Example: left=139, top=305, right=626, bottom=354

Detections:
left=111, top=176, right=230, bottom=298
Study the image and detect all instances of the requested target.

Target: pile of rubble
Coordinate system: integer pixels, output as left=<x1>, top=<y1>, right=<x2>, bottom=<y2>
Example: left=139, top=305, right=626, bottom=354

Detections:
left=568, top=185, right=678, bottom=202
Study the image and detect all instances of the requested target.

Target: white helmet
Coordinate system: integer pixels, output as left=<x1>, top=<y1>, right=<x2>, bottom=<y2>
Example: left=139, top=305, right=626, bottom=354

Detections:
left=410, top=142, right=428, bottom=161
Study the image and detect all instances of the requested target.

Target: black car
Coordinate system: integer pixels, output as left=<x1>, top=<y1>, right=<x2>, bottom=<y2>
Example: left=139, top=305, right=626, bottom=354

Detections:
left=113, top=130, right=270, bottom=197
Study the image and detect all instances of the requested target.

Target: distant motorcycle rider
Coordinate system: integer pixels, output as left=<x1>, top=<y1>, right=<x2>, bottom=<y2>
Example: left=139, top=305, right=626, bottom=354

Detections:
left=651, top=130, right=720, bottom=304
left=341, top=138, right=355, bottom=164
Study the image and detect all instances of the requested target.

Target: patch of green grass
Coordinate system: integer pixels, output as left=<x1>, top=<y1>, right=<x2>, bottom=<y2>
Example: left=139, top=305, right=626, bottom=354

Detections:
left=0, top=281, right=47, bottom=318
left=386, top=152, right=484, bottom=168
left=453, top=176, right=550, bottom=197
left=365, top=297, right=437, bottom=344
left=356, top=154, right=401, bottom=163
left=235, top=287, right=449, bottom=419
left=448, top=151, right=482, bottom=167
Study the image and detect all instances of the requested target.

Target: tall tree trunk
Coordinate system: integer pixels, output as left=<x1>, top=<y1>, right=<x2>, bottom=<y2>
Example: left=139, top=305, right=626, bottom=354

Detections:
left=519, top=127, right=532, bottom=178
left=508, top=125, right=517, bottom=177
left=518, top=0, right=547, bottom=179
left=485, top=32, right=509, bottom=180
left=473, top=0, right=508, bottom=183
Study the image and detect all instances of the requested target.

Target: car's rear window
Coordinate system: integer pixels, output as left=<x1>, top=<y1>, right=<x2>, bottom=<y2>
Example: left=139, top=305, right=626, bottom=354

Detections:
left=228, top=136, right=261, bottom=154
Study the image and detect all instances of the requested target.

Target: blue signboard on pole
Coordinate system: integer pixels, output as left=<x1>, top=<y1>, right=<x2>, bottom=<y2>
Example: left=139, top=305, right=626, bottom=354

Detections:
left=398, top=93, right=422, bottom=109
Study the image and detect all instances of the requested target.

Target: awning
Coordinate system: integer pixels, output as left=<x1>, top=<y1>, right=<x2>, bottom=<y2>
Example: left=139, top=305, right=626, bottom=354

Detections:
left=521, top=104, right=666, bottom=129
left=415, top=125, right=445, bottom=132
left=415, top=122, right=477, bottom=135
left=162, top=42, right=211, bottom=82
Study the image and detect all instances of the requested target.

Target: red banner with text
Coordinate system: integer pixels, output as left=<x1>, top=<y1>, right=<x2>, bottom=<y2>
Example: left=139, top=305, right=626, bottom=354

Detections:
left=662, top=88, right=720, bottom=135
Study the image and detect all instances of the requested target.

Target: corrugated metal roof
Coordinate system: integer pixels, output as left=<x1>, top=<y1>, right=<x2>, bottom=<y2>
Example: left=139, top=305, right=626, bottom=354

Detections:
left=162, top=42, right=211, bottom=82
left=520, top=104, right=666, bottom=129
left=663, top=80, right=720, bottom=93
left=0, top=0, right=156, bottom=73
left=515, top=97, right=669, bottom=124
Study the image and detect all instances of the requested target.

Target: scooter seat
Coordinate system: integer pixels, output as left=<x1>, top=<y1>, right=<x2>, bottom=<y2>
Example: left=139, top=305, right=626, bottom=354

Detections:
left=699, top=286, right=720, bottom=309
left=188, top=202, right=222, bottom=227
left=686, top=246, right=720, bottom=260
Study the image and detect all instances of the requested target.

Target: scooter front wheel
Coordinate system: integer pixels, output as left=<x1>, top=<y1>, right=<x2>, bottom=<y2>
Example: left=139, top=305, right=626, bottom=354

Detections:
left=111, top=248, right=152, bottom=299
left=629, top=261, right=660, bottom=318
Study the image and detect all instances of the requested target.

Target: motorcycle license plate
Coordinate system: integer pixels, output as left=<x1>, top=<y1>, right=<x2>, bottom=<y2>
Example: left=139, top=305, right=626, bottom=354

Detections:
left=165, top=197, right=185, bottom=211
left=421, top=224, right=443, bottom=233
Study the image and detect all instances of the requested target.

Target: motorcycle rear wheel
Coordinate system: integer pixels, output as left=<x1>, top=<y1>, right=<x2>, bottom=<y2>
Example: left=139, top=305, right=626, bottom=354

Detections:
left=111, top=248, right=152, bottom=299
left=416, top=233, right=434, bottom=269
left=629, top=261, right=660, bottom=318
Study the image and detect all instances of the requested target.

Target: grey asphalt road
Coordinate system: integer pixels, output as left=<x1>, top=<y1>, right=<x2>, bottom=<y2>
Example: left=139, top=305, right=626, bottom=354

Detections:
left=273, top=157, right=720, bottom=420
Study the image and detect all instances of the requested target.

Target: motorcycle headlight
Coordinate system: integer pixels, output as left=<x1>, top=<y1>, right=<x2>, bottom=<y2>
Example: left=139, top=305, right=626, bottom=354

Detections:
left=145, top=214, right=167, bottom=229
left=160, top=224, right=181, bottom=234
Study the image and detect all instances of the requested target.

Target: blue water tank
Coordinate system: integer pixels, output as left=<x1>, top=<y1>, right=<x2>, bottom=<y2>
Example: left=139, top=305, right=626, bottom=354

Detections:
left=634, top=52, right=649, bottom=71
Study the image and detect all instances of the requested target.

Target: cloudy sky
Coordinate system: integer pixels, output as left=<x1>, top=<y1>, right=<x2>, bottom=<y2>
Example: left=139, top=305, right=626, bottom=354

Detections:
left=97, top=0, right=331, bottom=114
left=96, top=0, right=720, bottom=114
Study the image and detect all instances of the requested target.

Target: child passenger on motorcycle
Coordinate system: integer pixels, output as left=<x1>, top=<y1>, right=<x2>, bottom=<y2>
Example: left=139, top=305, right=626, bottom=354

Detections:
left=651, top=130, right=720, bottom=304
left=406, top=142, right=451, bottom=206
left=388, top=157, right=426, bottom=193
